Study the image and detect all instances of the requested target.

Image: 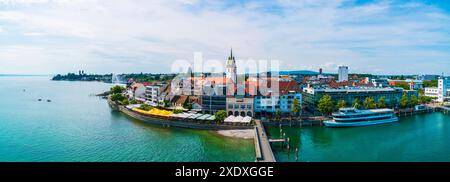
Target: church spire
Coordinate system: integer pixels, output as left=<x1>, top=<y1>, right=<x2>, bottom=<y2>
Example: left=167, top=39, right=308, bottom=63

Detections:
left=230, top=48, right=233, bottom=59
left=226, top=48, right=237, bottom=85
left=228, top=48, right=234, bottom=60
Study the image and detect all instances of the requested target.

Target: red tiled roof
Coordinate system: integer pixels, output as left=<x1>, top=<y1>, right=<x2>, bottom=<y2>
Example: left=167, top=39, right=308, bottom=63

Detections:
left=245, top=79, right=300, bottom=96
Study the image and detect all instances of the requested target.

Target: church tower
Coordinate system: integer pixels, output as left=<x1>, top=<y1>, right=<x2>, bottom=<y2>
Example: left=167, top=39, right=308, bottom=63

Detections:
left=226, top=49, right=237, bottom=84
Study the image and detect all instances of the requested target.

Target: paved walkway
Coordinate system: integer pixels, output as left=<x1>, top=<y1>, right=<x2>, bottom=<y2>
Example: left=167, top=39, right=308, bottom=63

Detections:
left=255, top=120, right=276, bottom=162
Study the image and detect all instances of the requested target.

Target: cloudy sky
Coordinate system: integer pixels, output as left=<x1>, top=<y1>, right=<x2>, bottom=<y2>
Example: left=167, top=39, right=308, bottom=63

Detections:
left=0, top=0, right=449, bottom=75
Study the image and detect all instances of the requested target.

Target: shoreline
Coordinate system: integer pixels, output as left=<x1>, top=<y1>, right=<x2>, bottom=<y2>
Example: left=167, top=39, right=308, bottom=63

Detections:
left=215, top=129, right=255, bottom=139
left=108, top=98, right=254, bottom=130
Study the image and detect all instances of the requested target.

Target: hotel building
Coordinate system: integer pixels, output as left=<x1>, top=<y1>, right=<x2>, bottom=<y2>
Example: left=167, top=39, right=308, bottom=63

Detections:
left=303, top=86, right=418, bottom=115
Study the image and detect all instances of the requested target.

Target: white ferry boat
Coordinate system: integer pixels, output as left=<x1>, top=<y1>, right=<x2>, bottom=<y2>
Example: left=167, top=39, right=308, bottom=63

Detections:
left=324, top=108, right=398, bottom=127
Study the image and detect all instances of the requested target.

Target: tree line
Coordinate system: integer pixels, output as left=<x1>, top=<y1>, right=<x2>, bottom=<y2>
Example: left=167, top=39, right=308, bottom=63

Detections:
left=317, top=94, right=434, bottom=116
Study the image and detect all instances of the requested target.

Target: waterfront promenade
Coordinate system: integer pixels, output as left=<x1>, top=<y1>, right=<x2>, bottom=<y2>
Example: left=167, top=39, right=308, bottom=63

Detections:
left=254, top=120, right=276, bottom=162
left=108, top=98, right=253, bottom=130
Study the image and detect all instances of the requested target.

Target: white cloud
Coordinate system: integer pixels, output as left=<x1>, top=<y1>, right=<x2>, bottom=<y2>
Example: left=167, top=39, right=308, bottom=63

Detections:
left=0, top=0, right=449, bottom=75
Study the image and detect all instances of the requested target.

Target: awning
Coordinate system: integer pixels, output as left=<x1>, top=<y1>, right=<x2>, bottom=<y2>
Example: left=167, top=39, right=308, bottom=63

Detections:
left=171, top=113, right=193, bottom=118
left=233, top=116, right=244, bottom=123
left=224, top=115, right=235, bottom=123
left=197, top=114, right=213, bottom=120
left=126, top=104, right=141, bottom=110
left=188, top=113, right=203, bottom=119
left=242, top=116, right=252, bottom=123
left=205, top=115, right=215, bottom=121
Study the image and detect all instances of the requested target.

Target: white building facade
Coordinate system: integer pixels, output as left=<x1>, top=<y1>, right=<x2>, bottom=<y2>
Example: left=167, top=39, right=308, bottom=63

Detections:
left=423, top=77, right=450, bottom=102
left=145, top=85, right=161, bottom=106
left=254, top=92, right=301, bottom=117
left=424, top=87, right=439, bottom=98
left=437, top=77, right=450, bottom=102
left=226, top=96, right=254, bottom=117
left=338, top=66, right=349, bottom=82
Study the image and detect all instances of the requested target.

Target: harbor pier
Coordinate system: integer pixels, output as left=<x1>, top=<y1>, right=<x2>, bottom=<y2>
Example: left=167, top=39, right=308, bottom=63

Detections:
left=254, top=120, right=276, bottom=162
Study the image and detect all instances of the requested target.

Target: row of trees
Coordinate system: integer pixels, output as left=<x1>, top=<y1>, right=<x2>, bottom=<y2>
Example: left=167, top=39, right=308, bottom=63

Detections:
left=317, top=94, right=433, bottom=116
left=318, top=95, right=387, bottom=116
left=400, top=94, right=433, bottom=108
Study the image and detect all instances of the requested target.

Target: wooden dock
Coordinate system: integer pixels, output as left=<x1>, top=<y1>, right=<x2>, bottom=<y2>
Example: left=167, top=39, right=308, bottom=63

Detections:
left=254, top=121, right=276, bottom=162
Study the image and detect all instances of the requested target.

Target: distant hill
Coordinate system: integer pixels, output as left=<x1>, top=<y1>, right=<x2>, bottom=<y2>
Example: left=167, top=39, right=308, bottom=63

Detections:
left=278, top=70, right=319, bottom=75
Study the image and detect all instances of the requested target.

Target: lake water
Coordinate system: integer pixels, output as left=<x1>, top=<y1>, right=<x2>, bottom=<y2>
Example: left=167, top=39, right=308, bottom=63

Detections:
left=0, top=76, right=254, bottom=162
left=267, top=112, right=450, bottom=162
left=3, top=76, right=448, bottom=162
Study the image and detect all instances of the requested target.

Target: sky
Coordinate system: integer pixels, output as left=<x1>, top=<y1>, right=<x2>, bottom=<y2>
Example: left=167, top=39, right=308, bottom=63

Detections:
left=0, top=0, right=449, bottom=75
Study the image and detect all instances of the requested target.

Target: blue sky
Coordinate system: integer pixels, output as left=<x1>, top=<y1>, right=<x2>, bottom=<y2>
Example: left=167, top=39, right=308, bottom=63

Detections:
left=0, top=0, right=449, bottom=75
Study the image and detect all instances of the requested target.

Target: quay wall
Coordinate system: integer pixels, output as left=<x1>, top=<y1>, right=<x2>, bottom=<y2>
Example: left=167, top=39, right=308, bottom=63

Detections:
left=108, top=99, right=253, bottom=130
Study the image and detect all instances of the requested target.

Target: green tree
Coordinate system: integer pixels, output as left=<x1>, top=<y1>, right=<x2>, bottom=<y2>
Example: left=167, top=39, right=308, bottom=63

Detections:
left=291, top=98, right=301, bottom=116
left=275, top=109, right=282, bottom=122
left=139, top=104, right=152, bottom=111
left=214, top=110, right=227, bottom=123
left=352, top=98, right=361, bottom=109
left=111, top=93, right=125, bottom=102
left=183, top=102, right=193, bottom=110
left=423, top=80, right=438, bottom=88
left=173, top=109, right=184, bottom=114
left=392, top=84, right=410, bottom=90
left=377, top=97, right=386, bottom=108
left=110, top=85, right=125, bottom=94
left=363, top=97, right=376, bottom=109
left=400, top=93, right=409, bottom=108
left=120, top=99, right=129, bottom=105
left=318, top=95, right=334, bottom=116
left=419, top=96, right=433, bottom=104
left=410, top=95, right=418, bottom=106
left=336, top=99, right=347, bottom=109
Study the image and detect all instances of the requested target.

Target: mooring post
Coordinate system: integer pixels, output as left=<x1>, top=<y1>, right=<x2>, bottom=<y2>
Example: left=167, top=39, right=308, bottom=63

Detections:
left=295, top=148, right=299, bottom=162
left=287, top=137, right=290, bottom=151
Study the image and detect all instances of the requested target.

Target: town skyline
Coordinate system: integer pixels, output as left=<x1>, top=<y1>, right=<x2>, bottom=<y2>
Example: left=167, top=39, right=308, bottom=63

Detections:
left=1, top=0, right=450, bottom=75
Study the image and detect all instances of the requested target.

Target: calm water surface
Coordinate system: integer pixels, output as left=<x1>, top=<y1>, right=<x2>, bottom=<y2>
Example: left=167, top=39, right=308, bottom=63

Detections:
left=267, top=112, right=450, bottom=162
left=0, top=76, right=254, bottom=162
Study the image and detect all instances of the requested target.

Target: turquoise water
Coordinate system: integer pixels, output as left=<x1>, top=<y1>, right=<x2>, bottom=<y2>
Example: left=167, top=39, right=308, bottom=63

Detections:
left=267, top=112, right=450, bottom=162
left=0, top=76, right=254, bottom=162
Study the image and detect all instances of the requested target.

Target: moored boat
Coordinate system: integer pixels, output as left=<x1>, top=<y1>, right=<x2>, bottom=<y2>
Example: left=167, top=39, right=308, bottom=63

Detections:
left=324, top=108, right=398, bottom=127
